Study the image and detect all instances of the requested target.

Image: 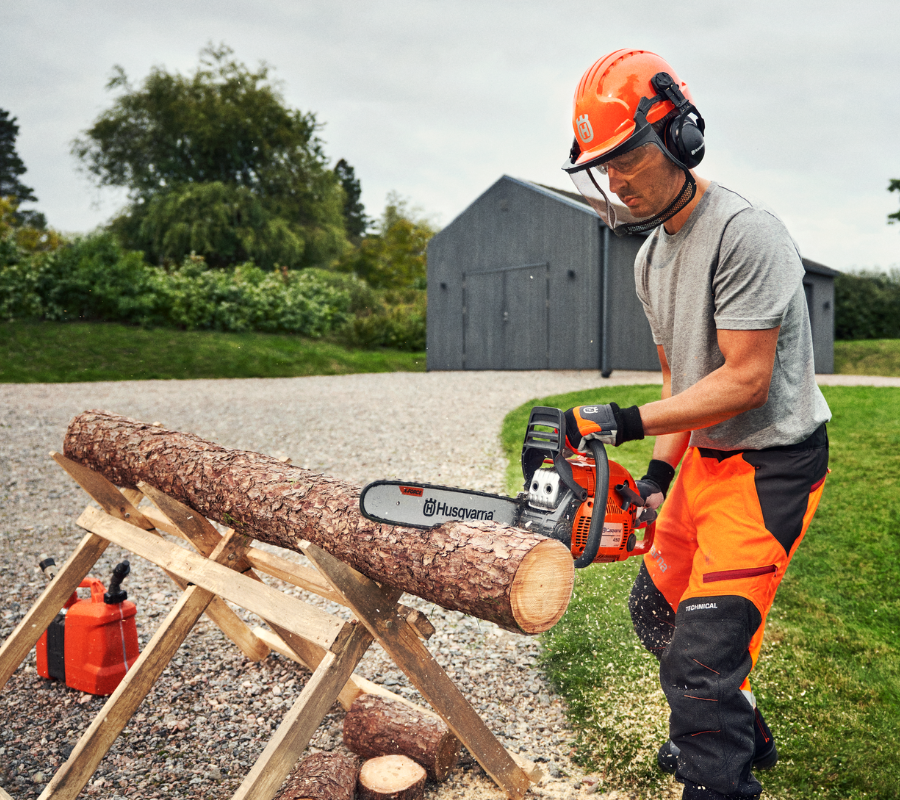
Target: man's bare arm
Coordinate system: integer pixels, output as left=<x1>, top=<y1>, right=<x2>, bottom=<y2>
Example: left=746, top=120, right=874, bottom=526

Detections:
left=639, top=327, right=780, bottom=438
left=650, top=344, right=691, bottom=468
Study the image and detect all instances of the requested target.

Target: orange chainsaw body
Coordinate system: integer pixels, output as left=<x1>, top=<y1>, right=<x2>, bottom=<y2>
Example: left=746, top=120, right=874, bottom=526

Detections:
left=565, top=455, right=652, bottom=563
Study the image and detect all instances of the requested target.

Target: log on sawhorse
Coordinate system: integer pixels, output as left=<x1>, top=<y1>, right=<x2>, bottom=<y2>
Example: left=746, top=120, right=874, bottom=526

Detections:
left=0, top=452, right=537, bottom=800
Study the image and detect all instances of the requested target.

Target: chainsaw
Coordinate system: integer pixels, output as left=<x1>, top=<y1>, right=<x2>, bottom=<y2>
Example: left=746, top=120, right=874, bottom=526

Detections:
left=359, top=406, right=656, bottom=568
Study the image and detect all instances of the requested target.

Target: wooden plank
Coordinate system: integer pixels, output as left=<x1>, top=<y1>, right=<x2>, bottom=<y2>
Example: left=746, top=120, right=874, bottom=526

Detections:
left=303, top=543, right=531, bottom=800
left=253, top=625, right=362, bottom=712
left=160, top=565, right=270, bottom=662
left=51, top=452, right=152, bottom=529
left=138, top=482, right=225, bottom=558
left=119, top=487, right=144, bottom=508
left=135, top=493, right=271, bottom=661
left=139, top=503, right=343, bottom=604
left=0, top=532, right=108, bottom=689
left=231, top=613, right=386, bottom=800
left=0, top=782, right=14, bottom=799
left=38, top=532, right=244, bottom=800
left=240, top=547, right=343, bottom=604
left=76, top=506, right=346, bottom=651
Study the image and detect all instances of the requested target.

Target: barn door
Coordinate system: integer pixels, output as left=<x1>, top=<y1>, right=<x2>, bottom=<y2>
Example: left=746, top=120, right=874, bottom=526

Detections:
left=463, top=263, right=549, bottom=370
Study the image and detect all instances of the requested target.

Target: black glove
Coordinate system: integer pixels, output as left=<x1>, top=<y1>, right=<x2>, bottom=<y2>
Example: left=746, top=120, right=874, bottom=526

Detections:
left=564, top=403, right=644, bottom=450
left=635, top=459, right=676, bottom=511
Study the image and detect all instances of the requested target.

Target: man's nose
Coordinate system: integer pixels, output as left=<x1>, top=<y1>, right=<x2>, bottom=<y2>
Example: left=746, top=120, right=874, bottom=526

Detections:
left=607, top=167, right=626, bottom=194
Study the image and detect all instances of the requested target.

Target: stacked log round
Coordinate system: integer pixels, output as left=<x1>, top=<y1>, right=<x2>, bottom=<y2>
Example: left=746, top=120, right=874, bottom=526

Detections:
left=358, top=755, right=426, bottom=800
left=63, top=411, right=574, bottom=635
left=343, top=694, right=460, bottom=781
left=276, top=752, right=358, bottom=800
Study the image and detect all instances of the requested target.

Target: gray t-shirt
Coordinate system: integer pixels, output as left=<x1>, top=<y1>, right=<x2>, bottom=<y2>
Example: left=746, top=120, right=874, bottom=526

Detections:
left=634, top=182, right=831, bottom=450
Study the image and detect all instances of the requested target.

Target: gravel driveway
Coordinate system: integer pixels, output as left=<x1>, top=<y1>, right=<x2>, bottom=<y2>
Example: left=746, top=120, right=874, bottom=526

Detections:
left=2, top=370, right=893, bottom=800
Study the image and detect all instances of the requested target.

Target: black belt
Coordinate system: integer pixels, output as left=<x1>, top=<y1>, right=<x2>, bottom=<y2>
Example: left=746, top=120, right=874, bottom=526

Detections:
left=698, top=422, right=828, bottom=462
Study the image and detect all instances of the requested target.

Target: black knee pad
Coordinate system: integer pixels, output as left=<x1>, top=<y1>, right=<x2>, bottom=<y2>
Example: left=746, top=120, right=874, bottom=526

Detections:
left=629, top=562, right=676, bottom=658
left=660, top=595, right=762, bottom=797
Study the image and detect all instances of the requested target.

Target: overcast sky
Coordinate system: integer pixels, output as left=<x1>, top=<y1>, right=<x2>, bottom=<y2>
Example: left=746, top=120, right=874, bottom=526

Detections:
left=2, top=1, right=898, bottom=271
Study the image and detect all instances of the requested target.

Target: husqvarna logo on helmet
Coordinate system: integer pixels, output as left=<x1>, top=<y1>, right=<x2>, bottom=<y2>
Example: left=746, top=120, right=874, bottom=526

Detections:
left=576, top=114, right=594, bottom=143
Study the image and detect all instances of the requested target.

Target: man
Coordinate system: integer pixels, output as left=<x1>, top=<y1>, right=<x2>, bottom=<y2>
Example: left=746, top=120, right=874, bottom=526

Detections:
left=560, top=49, right=831, bottom=800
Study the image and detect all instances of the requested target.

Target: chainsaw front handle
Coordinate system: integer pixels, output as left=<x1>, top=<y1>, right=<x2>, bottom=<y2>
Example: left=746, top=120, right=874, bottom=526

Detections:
left=573, top=438, right=609, bottom=569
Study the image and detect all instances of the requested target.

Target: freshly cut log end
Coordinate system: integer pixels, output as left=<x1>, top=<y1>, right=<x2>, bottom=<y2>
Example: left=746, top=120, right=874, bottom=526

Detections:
left=358, top=755, right=426, bottom=800
left=62, top=410, right=575, bottom=635
left=510, top=539, right=575, bottom=634
left=276, top=752, right=358, bottom=800
left=343, top=693, right=460, bottom=781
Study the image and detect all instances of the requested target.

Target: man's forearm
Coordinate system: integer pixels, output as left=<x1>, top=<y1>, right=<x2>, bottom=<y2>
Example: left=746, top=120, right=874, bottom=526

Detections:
left=652, top=430, right=690, bottom=468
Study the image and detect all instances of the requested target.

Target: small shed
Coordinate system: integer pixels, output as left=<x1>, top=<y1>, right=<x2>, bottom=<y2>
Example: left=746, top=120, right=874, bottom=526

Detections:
left=426, top=175, right=835, bottom=374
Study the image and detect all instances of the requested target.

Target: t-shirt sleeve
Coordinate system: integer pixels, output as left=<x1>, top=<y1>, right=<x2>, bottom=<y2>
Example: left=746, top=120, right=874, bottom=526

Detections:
left=634, top=239, right=662, bottom=344
left=713, top=208, right=805, bottom=330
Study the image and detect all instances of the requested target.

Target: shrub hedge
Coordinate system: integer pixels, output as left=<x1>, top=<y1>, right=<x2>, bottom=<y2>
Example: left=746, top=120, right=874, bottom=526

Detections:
left=834, top=270, right=900, bottom=340
left=0, top=232, right=426, bottom=350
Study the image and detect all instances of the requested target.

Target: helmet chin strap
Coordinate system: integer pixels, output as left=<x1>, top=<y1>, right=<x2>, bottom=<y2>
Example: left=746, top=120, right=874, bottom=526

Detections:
left=616, top=168, right=696, bottom=237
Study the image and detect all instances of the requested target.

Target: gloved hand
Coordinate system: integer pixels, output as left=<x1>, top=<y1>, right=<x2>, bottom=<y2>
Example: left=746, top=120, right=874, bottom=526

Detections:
left=564, top=403, right=644, bottom=450
left=635, top=459, right=676, bottom=511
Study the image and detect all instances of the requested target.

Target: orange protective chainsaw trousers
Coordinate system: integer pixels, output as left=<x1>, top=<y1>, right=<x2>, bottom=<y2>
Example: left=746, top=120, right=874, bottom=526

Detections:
left=629, top=424, right=828, bottom=797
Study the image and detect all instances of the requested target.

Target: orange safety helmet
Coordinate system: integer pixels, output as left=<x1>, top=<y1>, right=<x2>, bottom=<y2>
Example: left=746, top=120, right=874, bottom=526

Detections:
left=562, top=49, right=706, bottom=235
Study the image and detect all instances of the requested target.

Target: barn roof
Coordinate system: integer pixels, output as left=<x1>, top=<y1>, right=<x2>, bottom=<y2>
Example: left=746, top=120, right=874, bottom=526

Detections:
left=443, top=175, right=837, bottom=278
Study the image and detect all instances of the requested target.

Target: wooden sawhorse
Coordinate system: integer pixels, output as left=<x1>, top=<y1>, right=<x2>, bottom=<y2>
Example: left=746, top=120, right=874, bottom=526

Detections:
left=0, top=453, right=537, bottom=800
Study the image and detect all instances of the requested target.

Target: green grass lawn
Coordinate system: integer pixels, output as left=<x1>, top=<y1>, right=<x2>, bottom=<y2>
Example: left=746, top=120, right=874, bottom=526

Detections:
left=502, top=386, right=900, bottom=800
left=0, top=321, right=426, bottom=382
left=834, top=339, right=900, bottom=377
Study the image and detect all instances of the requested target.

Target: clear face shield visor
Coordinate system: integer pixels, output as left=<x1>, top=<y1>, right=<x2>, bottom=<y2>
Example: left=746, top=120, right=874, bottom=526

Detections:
left=562, top=125, right=695, bottom=236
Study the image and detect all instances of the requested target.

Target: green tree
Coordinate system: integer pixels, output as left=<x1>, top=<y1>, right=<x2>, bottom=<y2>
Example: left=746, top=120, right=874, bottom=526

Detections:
left=0, top=108, right=46, bottom=229
left=889, top=178, right=900, bottom=226
left=334, top=158, right=368, bottom=243
left=338, top=193, right=436, bottom=289
left=72, top=44, right=347, bottom=269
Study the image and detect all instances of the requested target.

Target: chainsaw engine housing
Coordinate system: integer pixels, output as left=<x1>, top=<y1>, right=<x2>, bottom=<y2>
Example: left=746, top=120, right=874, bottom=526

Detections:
left=522, top=456, right=644, bottom=563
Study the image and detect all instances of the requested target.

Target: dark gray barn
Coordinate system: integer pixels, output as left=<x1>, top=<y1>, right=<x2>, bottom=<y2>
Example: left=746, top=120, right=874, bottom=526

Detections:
left=426, top=175, right=835, bottom=374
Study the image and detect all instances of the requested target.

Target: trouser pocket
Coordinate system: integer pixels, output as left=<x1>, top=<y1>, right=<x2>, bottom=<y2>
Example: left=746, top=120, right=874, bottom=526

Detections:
left=703, top=565, right=777, bottom=584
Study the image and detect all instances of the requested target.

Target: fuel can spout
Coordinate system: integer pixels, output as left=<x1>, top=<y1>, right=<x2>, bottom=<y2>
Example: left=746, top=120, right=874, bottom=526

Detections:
left=104, top=560, right=131, bottom=605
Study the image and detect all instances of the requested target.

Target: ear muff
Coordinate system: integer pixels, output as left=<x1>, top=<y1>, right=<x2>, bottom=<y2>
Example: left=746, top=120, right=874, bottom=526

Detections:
left=665, top=115, right=705, bottom=169
left=649, top=72, right=706, bottom=170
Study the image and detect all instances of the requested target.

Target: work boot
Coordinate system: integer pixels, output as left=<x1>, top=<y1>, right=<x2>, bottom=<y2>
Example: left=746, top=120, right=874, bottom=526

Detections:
left=657, top=708, right=778, bottom=775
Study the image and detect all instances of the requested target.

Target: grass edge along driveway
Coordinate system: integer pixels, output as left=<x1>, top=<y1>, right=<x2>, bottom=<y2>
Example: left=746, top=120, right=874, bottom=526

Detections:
left=0, top=321, right=425, bottom=382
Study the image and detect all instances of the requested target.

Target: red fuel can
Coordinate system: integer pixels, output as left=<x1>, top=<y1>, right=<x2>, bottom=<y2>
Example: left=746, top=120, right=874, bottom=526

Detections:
left=35, top=560, right=140, bottom=696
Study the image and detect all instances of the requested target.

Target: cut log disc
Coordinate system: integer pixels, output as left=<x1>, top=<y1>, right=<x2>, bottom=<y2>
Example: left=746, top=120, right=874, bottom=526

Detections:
left=510, top=539, right=575, bottom=633
left=358, top=755, right=426, bottom=800
left=343, top=693, right=460, bottom=781
left=276, top=752, right=358, bottom=800
left=62, top=411, right=574, bottom=634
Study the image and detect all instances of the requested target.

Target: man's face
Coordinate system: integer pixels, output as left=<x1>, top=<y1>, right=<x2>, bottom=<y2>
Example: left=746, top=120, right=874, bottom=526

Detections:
left=603, top=144, right=684, bottom=219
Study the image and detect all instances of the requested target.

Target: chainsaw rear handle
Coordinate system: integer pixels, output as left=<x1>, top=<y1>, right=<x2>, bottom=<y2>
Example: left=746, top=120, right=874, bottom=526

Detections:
left=574, top=438, right=610, bottom=569
left=630, top=519, right=656, bottom=557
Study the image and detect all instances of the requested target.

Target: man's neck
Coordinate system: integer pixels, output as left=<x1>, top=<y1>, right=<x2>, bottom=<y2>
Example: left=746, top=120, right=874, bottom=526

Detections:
left=663, top=173, right=711, bottom=235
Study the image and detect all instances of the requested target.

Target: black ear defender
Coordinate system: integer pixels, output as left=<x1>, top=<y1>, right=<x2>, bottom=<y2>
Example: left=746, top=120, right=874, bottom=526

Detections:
left=650, top=72, right=706, bottom=169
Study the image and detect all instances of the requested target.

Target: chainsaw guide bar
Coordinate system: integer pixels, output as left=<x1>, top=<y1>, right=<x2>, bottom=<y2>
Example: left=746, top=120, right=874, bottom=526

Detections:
left=359, top=480, right=522, bottom=529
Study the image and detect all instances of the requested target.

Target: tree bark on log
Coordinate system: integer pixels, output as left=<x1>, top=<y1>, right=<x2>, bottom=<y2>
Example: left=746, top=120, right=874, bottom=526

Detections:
left=276, top=752, right=358, bottom=800
left=343, top=694, right=460, bottom=781
left=358, top=755, right=426, bottom=800
left=63, top=411, right=573, bottom=634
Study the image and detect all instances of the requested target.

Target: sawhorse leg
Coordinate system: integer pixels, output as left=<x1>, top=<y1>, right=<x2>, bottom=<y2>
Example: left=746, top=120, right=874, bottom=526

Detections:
left=304, top=543, right=531, bottom=800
